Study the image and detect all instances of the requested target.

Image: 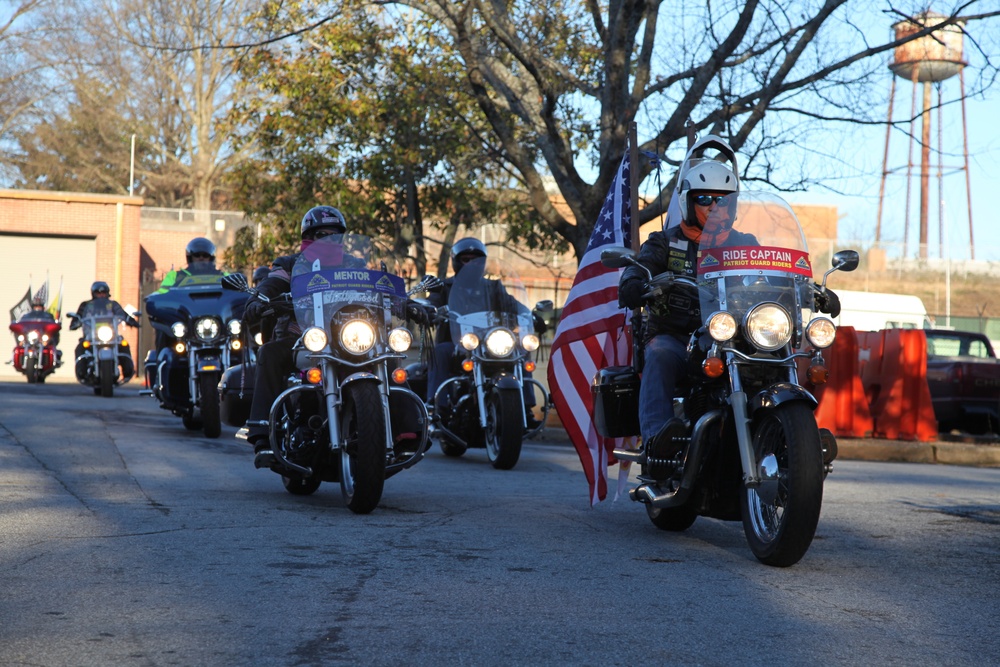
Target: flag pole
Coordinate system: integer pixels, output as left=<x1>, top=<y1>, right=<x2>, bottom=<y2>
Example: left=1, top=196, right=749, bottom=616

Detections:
left=629, top=122, right=639, bottom=253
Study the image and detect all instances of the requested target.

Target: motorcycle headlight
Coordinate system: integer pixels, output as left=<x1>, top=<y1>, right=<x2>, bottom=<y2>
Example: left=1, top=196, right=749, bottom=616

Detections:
left=806, top=317, right=837, bottom=349
left=485, top=328, right=516, bottom=358
left=228, top=319, right=242, bottom=335
left=254, top=332, right=263, bottom=346
left=26, top=331, right=39, bottom=343
left=171, top=322, right=187, bottom=338
left=195, top=317, right=220, bottom=341
left=96, top=324, right=115, bottom=343
left=41, top=334, right=49, bottom=343
left=388, top=327, right=412, bottom=353
left=707, top=311, right=738, bottom=342
left=460, top=333, right=480, bottom=351
left=341, top=320, right=376, bottom=355
left=745, top=303, right=792, bottom=351
left=521, top=333, right=540, bottom=352
left=302, top=326, right=328, bottom=352
left=17, top=335, right=24, bottom=343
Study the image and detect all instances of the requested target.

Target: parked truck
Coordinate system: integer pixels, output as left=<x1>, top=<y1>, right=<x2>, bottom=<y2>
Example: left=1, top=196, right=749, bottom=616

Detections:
left=834, top=290, right=931, bottom=332
left=924, top=329, right=1000, bottom=434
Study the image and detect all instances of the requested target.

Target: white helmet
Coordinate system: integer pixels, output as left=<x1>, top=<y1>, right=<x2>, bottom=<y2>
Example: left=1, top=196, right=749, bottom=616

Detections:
left=678, top=159, right=739, bottom=222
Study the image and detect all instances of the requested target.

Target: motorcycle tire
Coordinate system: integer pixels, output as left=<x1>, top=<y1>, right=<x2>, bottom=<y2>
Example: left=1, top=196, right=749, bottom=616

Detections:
left=740, top=402, right=824, bottom=568
left=200, top=373, right=222, bottom=439
left=25, top=358, right=39, bottom=384
left=338, top=382, right=386, bottom=514
left=646, top=503, right=698, bottom=532
left=484, top=387, right=523, bottom=470
left=99, top=359, right=115, bottom=398
left=182, top=414, right=203, bottom=430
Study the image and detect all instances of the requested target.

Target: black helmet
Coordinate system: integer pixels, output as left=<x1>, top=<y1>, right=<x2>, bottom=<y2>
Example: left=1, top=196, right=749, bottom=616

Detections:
left=185, top=237, right=216, bottom=264
left=301, top=206, right=347, bottom=240
left=91, top=281, right=110, bottom=298
left=252, top=266, right=270, bottom=286
left=450, top=237, right=487, bottom=273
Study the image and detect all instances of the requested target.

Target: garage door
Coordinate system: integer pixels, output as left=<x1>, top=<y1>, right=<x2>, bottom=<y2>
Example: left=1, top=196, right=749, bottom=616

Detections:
left=0, top=234, right=97, bottom=382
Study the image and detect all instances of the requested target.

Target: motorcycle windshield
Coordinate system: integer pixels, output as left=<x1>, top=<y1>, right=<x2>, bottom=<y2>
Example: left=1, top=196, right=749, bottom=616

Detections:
left=695, top=191, right=815, bottom=330
left=448, top=256, right=533, bottom=346
left=290, top=233, right=407, bottom=331
left=145, top=275, right=248, bottom=326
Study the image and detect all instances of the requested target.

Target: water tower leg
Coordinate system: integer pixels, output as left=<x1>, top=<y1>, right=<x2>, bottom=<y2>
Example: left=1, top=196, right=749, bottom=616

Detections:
left=876, top=77, right=896, bottom=245
left=919, top=80, right=931, bottom=260
left=960, top=69, right=975, bottom=260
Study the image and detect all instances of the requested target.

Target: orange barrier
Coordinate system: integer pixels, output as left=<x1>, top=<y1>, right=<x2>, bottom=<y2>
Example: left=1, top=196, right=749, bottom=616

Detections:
left=860, top=329, right=938, bottom=441
left=802, top=326, right=875, bottom=438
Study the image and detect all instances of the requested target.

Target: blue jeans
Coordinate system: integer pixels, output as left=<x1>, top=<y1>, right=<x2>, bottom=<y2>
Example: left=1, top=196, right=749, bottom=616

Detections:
left=639, top=334, right=688, bottom=441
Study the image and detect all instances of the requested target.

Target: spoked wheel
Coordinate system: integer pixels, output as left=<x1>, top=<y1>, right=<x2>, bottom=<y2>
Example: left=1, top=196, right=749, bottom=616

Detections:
left=339, top=382, right=386, bottom=514
left=200, top=373, right=222, bottom=438
left=99, top=359, right=115, bottom=398
left=740, top=402, right=824, bottom=567
left=282, top=475, right=321, bottom=496
left=484, top=388, right=523, bottom=470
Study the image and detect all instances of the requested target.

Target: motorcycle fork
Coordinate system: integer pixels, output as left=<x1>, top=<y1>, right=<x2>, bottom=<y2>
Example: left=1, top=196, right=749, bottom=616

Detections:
left=474, top=362, right=526, bottom=429
left=322, top=359, right=343, bottom=453
left=726, top=355, right=760, bottom=487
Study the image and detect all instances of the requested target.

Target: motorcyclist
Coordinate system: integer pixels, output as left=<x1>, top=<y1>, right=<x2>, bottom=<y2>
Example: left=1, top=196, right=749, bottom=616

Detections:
left=70, top=281, right=140, bottom=380
left=618, top=154, right=841, bottom=457
left=15, top=298, right=61, bottom=363
left=423, top=238, right=539, bottom=427
left=251, top=266, right=270, bottom=287
left=151, top=237, right=228, bottom=354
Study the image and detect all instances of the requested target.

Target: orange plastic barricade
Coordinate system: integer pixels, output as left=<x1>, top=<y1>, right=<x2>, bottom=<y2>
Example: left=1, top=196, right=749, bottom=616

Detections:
left=803, top=326, right=875, bottom=438
left=856, top=330, right=885, bottom=408
left=866, top=329, right=938, bottom=441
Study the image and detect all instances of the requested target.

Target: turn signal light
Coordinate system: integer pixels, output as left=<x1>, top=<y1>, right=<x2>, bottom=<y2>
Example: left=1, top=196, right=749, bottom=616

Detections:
left=524, top=361, right=536, bottom=372
left=121, top=339, right=128, bottom=347
left=702, top=356, right=725, bottom=378
left=462, top=360, right=474, bottom=372
left=305, top=367, right=322, bottom=384
left=82, top=340, right=91, bottom=349
left=392, top=368, right=408, bottom=384
left=174, top=342, right=186, bottom=354
left=807, top=364, right=829, bottom=385
left=231, top=339, right=242, bottom=350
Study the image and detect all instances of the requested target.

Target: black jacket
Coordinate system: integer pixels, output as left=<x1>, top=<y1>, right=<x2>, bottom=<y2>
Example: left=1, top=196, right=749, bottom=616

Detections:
left=70, top=297, right=139, bottom=331
left=246, top=254, right=298, bottom=340
left=426, top=276, right=520, bottom=346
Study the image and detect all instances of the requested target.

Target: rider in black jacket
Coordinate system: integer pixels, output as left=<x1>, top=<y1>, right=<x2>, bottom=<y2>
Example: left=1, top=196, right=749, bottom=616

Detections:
left=70, top=281, right=140, bottom=380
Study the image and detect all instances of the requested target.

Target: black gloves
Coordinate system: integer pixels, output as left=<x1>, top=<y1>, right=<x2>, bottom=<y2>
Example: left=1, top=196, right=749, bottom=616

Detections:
left=816, top=287, right=841, bottom=318
left=406, top=300, right=434, bottom=326
left=243, top=299, right=266, bottom=325
left=619, top=279, right=646, bottom=309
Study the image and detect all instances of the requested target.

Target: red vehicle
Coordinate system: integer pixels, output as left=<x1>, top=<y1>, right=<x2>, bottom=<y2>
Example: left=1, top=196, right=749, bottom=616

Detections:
left=9, top=315, right=62, bottom=383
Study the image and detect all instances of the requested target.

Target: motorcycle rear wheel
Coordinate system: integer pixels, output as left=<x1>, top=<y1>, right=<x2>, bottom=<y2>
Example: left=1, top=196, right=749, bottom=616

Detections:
left=740, top=402, right=824, bottom=567
left=200, top=373, right=222, bottom=438
left=485, top=388, right=523, bottom=470
left=339, top=382, right=386, bottom=514
left=99, top=359, right=115, bottom=398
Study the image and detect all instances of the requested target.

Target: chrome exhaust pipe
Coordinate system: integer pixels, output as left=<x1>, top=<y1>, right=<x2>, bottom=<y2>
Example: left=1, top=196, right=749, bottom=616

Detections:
left=632, top=409, right=724, bottom=509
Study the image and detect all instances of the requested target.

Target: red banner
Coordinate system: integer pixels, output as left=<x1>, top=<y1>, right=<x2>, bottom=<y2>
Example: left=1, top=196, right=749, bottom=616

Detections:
left=697, top=245, right=812, bottom=277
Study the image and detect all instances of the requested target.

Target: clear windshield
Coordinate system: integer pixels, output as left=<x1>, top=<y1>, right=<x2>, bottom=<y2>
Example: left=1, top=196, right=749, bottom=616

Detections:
left=696, top=191, right=816, bottom=331
left=290, top=233, right=407, bottom=331
left=448, top=256, right=533, bottom=343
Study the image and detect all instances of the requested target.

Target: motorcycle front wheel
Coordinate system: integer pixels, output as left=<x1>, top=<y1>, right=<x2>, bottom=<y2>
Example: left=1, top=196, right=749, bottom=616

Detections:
left=199, top=373, right=222, bottom=438
left=740, top=402, right=824, bottom=567
left=99, top=359, right=115, bottom=398
left=484, top=387, right=523, bottom=470
left=25, top=358, right=39, bottom=384
left=339, top=382, right=386, bottom=514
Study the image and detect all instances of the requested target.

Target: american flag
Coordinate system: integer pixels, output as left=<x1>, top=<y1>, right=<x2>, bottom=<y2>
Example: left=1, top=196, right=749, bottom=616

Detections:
left=547, top=145, right=634, bottom=505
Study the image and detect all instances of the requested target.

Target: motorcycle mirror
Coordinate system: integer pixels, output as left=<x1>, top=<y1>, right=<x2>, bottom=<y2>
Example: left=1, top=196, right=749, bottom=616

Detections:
left=600, top=247, right=635, bottom=269
left=222, top=273, right=251, bottom=292
left=831, top=250, right=860, bottom=273
left=66, top=311, right=79, bottom=319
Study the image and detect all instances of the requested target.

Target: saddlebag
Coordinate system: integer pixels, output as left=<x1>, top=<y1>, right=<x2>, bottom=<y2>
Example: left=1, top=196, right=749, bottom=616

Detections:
left=591, top=366, right=641, bottom=438
left=220, top=363, right=255, bottom=427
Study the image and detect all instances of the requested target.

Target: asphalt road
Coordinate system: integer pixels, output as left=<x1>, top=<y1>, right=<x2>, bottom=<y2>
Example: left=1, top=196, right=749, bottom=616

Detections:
left=1, top=377, right=999, bottom=666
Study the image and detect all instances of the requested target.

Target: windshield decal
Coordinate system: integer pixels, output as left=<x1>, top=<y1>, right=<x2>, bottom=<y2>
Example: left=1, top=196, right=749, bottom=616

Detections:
left=291, top=269, right=406, bottom=298
left=697, top=245, right=812, bottom=276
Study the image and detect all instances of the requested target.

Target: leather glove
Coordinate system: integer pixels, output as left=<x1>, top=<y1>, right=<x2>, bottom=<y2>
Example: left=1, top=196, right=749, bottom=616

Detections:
left=406, top=301, right=431, bottom=326
left=618, top=279, right=646, bottom=309
left=243, top=299, right=266, bottom=325
left=816, top=287, right=841, bottom=318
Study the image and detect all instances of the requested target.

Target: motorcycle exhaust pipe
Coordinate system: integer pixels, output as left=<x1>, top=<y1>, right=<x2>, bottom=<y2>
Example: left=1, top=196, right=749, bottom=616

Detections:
left=632, top=409, right=723, bottom=509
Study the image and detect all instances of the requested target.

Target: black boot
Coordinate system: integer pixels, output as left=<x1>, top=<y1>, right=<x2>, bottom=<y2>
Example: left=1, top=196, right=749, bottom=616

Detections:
left=645, top=417, right=687, bottom=479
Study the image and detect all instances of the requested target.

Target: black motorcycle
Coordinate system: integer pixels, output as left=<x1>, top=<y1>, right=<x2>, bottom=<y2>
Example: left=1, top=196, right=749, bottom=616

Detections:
left=594, top=191, right=858, bottom=567
left=426, top=256, right=552, bottom=470
left=143, top=274, right=249, bottom=438
left=222, top=233, right=430, bottom=514
left=67, top=308, right=138, bottom=398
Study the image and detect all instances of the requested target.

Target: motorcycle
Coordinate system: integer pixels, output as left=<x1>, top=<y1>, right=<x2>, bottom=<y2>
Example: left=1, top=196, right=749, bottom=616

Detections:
left=222, top=233, right=430, bottom=514
left=66, top=309, right=138, bottom=397
left=143, top=273, right=249, bottom=438
left=426, top=255, right=553, bottom=470
left=593, top=191, right=858, bottom=567
left=8, top=317, right=61, bottom=383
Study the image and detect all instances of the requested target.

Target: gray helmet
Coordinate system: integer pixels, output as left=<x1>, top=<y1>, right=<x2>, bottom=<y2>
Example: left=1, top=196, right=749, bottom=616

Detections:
left=300, top=206, right=347, bottom=239
left=450, top=237, right=487, bottom=273
left=185, top=237, right=216, bottom=263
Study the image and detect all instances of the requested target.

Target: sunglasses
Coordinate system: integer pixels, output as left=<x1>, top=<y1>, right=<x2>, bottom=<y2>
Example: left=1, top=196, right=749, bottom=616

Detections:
left=693, top=194, right=730, bottom=207
left=190, top=252, right=213, bottom=260
left=307, top=229, right=339, bottom=240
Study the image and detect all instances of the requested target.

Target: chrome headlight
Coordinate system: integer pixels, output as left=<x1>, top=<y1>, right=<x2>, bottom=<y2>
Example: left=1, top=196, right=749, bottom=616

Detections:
left=194, top=317, right=220, bottom=341
left=806, top=317, right=837, bottom=349
left=254, top=332, right=264, bottom=346
left=707, top=311, right=737, bottom=342
left=17, top=335, right=24, bottom=343
left=96, top=324, right=115, bottom=343
left=26, top=330, right=39, bottom=344
left=521, top=333, right=540, bottom=352
left=485, top=328, right=516, bottom=358
left=388, top=328, right=412, bottom=352
left=228, top=319, right=242, bottom=335
left=171, top=322, right=187, bottom=338
left=341, top=320, right=375, bottom=355
left=745, top=303, right=792, bottom=351
left=460, top=333, right=480, bottom=351
left=302, top=326, right=328, bottom=352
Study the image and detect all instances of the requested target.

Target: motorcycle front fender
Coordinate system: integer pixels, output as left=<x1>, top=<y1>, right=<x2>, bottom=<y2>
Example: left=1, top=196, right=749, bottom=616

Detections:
left=493, top=372, right=521, bottom=391
left=748, top=382, right=818, bottom=417
left=194, top=353, right=222, bottom=373
left=96, top=346, right=116, bottom=362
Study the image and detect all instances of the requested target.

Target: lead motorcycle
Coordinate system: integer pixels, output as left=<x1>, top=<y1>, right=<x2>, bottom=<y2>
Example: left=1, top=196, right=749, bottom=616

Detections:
left=594, top=191, right=858, bottom=567
left=426, top=256, right=552, bottom=470
left=67, top=308, right=138, bottom=397
left=8, top=316, right=61, bottom=383
left=222, top=233, right=430, bottom=514
left=144, top=274, right=249, bottom=437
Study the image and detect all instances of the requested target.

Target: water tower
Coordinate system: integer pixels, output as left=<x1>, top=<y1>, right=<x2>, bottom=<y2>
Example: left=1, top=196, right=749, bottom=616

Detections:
left=876, top=10, right=974, bottom=259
